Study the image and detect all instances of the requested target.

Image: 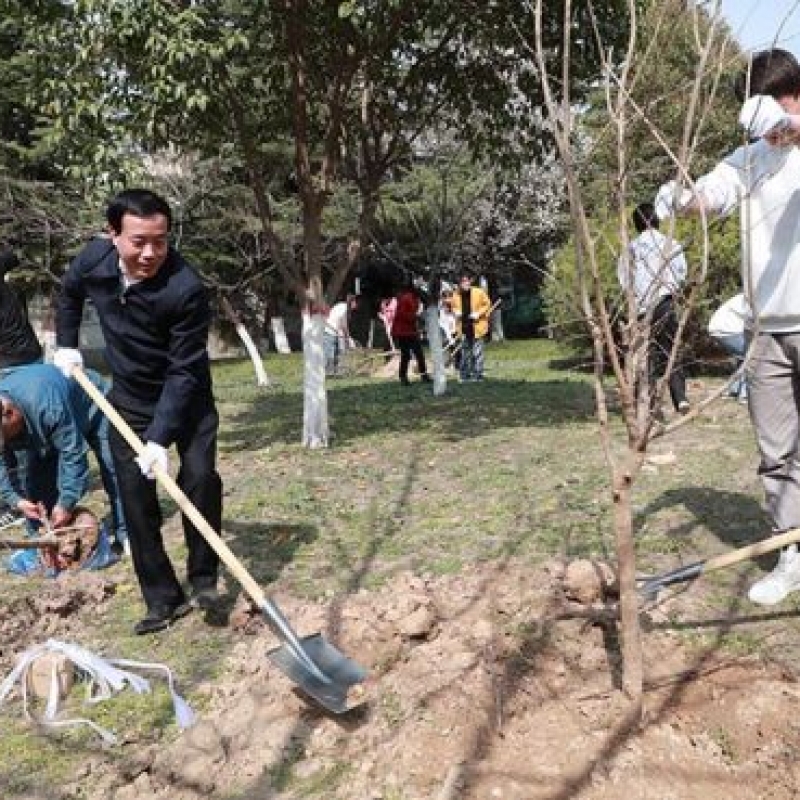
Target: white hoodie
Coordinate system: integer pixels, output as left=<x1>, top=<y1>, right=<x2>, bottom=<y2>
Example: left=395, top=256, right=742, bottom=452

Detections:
left=696, top=139, right=800, bottom=333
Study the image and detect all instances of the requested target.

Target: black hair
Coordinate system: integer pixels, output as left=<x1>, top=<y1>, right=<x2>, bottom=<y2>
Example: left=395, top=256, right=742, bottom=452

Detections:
left=106, top=189, right=172, bottom=234
left=735, top=48, right=800, bottom=102
left=632, top=202, right=658, bottom=233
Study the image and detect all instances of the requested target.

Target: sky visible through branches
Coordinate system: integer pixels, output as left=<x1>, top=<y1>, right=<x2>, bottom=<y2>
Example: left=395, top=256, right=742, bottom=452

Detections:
left=720, top=0, right=800, bottom=56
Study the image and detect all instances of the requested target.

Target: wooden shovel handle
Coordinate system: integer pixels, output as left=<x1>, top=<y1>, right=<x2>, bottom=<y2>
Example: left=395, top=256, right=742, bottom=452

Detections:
left=703, top=526, right=800, bottom=573
left=71, top=366, right=267, bottom=606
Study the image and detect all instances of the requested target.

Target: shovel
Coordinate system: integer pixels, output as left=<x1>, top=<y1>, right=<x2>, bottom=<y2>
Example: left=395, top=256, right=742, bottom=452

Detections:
left=639, top=525, right=800, bottom=601
left=72, top=367, right=367, bottom=714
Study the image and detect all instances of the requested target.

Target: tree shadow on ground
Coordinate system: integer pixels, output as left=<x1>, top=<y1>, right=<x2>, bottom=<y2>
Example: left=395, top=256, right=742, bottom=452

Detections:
left=212, top=443, right=425, bottom=800
left=200, top=520, right=317, bottom=628
left=637, top=488, right=800, bottom=628
left=219, top=377, right=596, bottom=453
left=636, top=486, right=767, bottom=553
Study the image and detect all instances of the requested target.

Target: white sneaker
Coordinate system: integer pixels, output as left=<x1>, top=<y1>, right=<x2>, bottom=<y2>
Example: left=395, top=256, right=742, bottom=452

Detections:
left=748, top=545, right=800, bottom=605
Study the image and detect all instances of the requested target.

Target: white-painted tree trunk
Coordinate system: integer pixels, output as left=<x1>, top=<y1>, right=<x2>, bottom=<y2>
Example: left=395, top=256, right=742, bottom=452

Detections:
left=491, top=307, right=505, bottom=342
left=270, top=317, right=292, bottom=354
left=302, top=312, right=329, bottom=448
left=233, top=322, right=270, bottom=386
left=424, top=304, right=447, bottom=396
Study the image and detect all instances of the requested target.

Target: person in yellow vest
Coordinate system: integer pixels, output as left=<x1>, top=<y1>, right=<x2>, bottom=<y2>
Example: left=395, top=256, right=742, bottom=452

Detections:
left=451, top=272, right=492, bottom=381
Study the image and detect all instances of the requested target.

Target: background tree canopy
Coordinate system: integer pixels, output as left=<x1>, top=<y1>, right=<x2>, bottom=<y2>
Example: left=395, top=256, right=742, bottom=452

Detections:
left=0, top=0, right=744, bottom=357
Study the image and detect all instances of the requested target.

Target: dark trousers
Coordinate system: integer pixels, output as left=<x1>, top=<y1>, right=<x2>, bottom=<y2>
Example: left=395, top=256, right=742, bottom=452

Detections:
left=647, top=295, right=687, bottom=411
left=108, top=400, right=222, bottom=610
left=396, top=335, right=427, bottom=381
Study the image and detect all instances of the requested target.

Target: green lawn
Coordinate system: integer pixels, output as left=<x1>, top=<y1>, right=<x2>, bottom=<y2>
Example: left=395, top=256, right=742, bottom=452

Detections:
left=0, top=337, right=764, bottom=796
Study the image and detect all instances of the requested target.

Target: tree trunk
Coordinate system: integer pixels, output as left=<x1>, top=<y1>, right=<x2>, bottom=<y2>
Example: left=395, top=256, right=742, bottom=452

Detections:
left=612, top=468, right=644, bottom=705
left=424, top=303, right=447, bottom=396
left=302, top=311, right=329, bottom=448
left=491, top=306, right=505, bottom=342
left=270, top=317, right=292, bottom=354
left=235, top=323, right=270, bottom=387
left=220, top=297, right=270, bottom=387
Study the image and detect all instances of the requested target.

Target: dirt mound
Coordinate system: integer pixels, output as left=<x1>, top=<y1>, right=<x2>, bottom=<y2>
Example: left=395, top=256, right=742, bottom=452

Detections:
left=50, top=562, right=800, bottom=800
left=0, top=573, right=117, bottom=668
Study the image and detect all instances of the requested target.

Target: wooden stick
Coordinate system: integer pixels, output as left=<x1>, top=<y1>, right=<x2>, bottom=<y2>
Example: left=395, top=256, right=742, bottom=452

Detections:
left=0, top=536, right=59, bottom=550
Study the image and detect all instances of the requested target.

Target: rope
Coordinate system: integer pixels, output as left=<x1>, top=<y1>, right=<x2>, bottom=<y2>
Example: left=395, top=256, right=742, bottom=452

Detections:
left=0, top=639, right=195, bottom=745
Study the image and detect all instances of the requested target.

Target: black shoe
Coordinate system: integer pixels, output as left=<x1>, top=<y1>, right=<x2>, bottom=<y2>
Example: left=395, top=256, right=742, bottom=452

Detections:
left=400, top=377, right=410, bottom=386
left=189, top=586, right=220, bottom=611
left=420, top=373, right=433, bottom=383
left=134, top=601, right=192, bottom=635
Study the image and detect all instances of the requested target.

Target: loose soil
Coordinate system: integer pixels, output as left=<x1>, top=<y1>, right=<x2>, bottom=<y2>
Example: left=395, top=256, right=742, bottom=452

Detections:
left=3, top=558, right=800, bottom=800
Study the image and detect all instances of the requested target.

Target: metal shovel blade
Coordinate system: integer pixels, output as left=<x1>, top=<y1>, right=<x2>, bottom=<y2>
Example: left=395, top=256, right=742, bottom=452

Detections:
left=268, top=633, right=368, bottom=714
left=261, top=597, right=367, bottom=714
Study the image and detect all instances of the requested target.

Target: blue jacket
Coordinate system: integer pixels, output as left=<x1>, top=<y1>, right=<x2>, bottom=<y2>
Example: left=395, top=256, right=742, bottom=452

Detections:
left=0, top=364, right=109, bottom=510
left=55, top=237, right=215, bottom=446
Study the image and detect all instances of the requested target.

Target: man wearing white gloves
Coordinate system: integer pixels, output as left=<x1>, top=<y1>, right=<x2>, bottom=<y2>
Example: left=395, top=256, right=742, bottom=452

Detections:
left=54, top=189, right=221, bottom=634
left=655, top=48, right=800, bottom=606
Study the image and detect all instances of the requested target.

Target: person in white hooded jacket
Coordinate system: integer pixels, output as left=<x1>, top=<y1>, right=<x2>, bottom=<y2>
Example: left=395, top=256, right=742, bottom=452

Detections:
left=707, top=293, right=751, bottom=402
left=656, top=48, right=800, bottom=606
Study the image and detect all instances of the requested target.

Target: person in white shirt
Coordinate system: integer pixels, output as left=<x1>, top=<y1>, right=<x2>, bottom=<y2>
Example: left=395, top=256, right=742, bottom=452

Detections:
left=324, top=295, right=355, bottom=376
left=655, top=48, right=800, bottom=605
left=707, top=293, right=750, bottom=403
left=438, top=287, right=457, bottom=346
left=618, top=202, right=689, bottom=414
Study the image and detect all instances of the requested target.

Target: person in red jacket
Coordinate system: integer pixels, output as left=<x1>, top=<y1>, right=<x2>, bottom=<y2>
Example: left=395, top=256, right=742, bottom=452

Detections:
left=390, top=276, right=432, bottom=386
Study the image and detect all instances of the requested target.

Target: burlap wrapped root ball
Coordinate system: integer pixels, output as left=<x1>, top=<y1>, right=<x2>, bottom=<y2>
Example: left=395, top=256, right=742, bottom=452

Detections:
left=42, top=507, right=100, bottom=571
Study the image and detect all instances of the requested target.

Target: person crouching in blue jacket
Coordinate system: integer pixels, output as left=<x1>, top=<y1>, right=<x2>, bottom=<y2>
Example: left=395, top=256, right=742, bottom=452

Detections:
left=0, top=363, right=128, bottom=553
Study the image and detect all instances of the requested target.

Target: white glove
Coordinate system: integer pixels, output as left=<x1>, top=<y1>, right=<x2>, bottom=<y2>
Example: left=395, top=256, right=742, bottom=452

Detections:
left=135, top=442, right=169, bottom=480
left=654, top=180, right=694, bottom=220
left=739, top=94, right=790, bottom=139
left=469, top=312, right=479, bottom=321
left=453, top=311, right=463, bottom=318
left=52, top=347, right=83, bottom=378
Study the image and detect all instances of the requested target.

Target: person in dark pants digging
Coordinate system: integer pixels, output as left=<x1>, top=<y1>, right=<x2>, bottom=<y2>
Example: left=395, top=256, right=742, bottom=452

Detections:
left=451, top=272, right=491, bottom=382
left=390, top=276, right=432, bottom=386
left=54, top=188, right=221, bottom=635
left=617, top=202, right=690, bottom=416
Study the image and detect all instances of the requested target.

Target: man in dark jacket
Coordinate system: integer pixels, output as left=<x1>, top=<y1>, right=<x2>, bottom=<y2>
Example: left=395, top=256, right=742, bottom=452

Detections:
left=54, top=188, right=221, bottom=635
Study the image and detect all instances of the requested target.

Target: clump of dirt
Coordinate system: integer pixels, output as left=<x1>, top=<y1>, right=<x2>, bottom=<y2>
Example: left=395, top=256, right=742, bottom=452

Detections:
left=0, top=572, right=117, bottom=668
left=50, top=561, right=800, bottom=800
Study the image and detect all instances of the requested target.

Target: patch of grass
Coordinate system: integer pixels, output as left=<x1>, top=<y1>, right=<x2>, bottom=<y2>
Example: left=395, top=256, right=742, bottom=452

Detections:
left=0, top=725, right=78, bottom=794
left=265, top=741, right=306, bottom=793
left=297, top=760, right=352, bottom=797
left=0, top=338, right=772, bottom=797
left=379, top=688, right=406, bottom=729
left=708, top=725, right=738, bottom=762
